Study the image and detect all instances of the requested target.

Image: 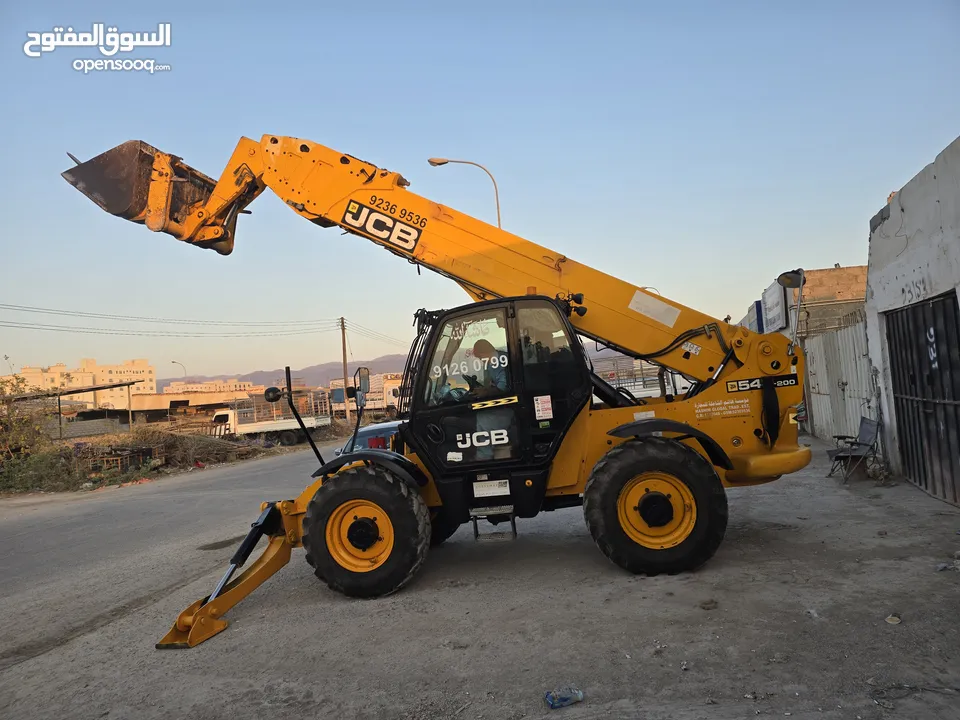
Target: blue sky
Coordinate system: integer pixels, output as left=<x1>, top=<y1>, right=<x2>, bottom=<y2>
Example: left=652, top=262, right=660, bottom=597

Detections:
left=1, top=1, right=958, bottom=378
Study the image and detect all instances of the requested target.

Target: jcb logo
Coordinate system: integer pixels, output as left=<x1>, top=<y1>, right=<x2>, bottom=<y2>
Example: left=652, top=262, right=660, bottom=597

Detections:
left=456, top=430, right=509, bottom=448
left=342, top=201, right=421, bottom=251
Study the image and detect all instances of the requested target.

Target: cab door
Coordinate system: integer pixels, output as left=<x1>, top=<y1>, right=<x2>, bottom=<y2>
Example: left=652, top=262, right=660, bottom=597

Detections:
left=408, top=301, right=523, bottom=474
left=512, top=298, right=592, bottom=465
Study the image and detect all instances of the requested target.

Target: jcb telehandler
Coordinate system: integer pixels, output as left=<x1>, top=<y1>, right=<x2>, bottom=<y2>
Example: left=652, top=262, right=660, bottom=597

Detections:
left=62, top=135, right=812, bottom=648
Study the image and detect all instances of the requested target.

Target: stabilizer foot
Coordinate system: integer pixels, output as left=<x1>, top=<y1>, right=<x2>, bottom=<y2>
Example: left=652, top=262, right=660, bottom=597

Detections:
left=155, top=505, right=292, bottom=649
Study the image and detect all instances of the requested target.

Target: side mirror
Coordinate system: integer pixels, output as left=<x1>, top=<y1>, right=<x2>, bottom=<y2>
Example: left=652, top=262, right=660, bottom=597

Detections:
left=264, top=386, right=283, bottom=403
left=353, top=366, right=370, bottom=410
left=356, top=366, right=370, bottom=393
left=391, top=387, right=400, bottom=398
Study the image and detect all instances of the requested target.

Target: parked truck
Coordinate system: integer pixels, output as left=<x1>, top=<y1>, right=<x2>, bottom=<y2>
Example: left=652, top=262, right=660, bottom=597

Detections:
left=211, top=390, right=331, bottom=446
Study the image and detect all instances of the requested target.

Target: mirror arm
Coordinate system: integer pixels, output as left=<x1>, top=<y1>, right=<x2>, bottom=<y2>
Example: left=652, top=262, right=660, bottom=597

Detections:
left=283, top=366, right=325, bottom=464
left=345, top=366, right=370, bottom=455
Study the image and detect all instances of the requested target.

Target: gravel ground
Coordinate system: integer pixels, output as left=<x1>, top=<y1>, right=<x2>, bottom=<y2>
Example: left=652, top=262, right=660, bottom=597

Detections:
left=0, top=435, right=958, bottom=720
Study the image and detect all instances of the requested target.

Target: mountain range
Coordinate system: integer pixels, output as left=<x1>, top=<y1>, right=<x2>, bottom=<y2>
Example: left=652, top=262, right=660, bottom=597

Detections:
left=157, top=343, right=623, bottom=391
left=157, top=354, right=409, bottom=391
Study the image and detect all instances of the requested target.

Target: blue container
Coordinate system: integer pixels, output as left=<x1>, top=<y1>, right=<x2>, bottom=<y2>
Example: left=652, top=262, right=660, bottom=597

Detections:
left=544, top=686, right=584, bottom=709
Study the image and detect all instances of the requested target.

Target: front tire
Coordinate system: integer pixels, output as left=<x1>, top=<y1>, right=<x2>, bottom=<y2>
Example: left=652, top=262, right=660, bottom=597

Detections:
left=301, top=465, right=430, bottom=597
left=583, top=437, right=727, bottom=576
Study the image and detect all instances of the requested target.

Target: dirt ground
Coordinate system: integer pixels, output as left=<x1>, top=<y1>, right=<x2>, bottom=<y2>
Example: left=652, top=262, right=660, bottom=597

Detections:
left=0, top=434, right=958, bottom=719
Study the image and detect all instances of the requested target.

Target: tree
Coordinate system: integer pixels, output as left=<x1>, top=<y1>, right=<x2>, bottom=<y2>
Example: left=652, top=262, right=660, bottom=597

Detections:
left=0, top=375, right=55, bottom=459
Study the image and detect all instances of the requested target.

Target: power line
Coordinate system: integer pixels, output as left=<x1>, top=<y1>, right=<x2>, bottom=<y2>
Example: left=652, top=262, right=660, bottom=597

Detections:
left=347, top=320, right=411, bottom=348
left=348, top=328, right=411, bottom=349
left=345, top=327, right=355, bottom=360
left=0, top=302, right=413, bottom=348
left=0, top=320, right=342, bottom=339
left=349, top=320, right=408, bottom=343
left=0, top=303, right=340, bottom=327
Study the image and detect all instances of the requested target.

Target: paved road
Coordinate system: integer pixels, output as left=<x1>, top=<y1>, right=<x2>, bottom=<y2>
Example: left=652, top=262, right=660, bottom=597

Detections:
left=1, top=438, right=959, bottom=720
left=0, top=443, right=340, bottom=672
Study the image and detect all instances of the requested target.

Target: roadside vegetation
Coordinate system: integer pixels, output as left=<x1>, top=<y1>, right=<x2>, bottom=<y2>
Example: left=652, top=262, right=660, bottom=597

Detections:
left=0, top=376, right=356, bottom=495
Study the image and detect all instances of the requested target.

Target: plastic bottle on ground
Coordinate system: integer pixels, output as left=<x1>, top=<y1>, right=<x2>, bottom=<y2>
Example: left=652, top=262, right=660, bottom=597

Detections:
left=544, top=685, right=584, bottom=709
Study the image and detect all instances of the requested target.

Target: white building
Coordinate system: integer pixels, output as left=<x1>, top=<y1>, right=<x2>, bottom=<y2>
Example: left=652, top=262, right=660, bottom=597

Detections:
left=164, top=379, right=264, bottom=394
left=0, top=358, right=156, bottom=409
left=865, top=134, right=960, bottom=505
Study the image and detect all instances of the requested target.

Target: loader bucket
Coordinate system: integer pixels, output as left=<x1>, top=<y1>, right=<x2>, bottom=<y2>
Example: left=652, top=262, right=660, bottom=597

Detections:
left=61, top=140, right=219, bottom=241
left=62, top=140, right=155, bottom=220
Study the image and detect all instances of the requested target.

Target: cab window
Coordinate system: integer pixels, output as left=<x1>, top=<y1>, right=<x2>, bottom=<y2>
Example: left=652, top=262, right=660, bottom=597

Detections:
left=422, top=308, right=511, bottom=408
left=517, top=304, right=580, bottom=396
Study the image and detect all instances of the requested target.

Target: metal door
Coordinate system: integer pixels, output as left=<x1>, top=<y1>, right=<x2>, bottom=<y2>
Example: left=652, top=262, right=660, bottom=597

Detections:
left=885, top=291, right=960, bottom=505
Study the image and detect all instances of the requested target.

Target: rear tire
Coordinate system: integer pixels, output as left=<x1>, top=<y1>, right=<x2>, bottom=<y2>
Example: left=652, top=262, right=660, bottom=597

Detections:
left=278, top=430, right=298, bottom=446
left=583, top=437, right=727, bottom=576
left=301, top=465, right=430, bottom=598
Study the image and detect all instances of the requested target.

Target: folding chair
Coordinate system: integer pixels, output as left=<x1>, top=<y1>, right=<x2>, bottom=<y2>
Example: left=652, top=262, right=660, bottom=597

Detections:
left=827, top=416, right=880, bottom=481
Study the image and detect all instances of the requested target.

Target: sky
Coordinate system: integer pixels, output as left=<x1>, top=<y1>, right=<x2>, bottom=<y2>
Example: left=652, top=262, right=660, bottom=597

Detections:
left=1, top=1, right=958, bottom=379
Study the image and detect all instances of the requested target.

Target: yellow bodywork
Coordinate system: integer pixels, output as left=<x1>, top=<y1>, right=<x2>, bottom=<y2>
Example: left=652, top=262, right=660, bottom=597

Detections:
left=62, top=134, right=810, bottom=480
left=64, top=134, right=812, bottom=649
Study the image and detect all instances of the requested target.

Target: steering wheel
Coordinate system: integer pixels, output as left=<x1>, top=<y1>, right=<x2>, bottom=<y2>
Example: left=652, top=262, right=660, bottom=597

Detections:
left=433, top=383, right=472, bottom=403
left=447, top=387, right=470, bottom=401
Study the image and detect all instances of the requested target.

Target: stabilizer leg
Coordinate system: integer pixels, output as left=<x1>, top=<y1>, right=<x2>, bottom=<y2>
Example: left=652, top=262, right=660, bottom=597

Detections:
left=156, top=504, right=292, bottom=649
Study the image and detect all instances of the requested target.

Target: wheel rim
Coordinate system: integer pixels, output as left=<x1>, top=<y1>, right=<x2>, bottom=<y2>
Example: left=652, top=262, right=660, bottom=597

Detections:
left=617, top=472, right=697, bottom=549
left=325, top=499, right=395, bottom=572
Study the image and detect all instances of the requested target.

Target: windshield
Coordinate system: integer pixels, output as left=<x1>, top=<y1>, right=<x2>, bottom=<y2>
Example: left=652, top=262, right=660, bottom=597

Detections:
left=422, top=307, right=510, bottom=408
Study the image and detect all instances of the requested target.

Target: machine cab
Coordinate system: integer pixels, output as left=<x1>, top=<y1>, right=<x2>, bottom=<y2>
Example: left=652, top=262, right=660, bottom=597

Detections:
left=401, top=296, right=593, bottom=520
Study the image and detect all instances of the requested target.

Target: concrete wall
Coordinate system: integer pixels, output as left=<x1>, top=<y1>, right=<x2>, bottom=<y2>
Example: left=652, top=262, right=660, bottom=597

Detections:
left=799, top=300, right=867, bottom=337
left=45, top=417, right=122, bottom=439
left=792, top=266, right=868, bottom=305
left=865, top=134, right=960, bottom=474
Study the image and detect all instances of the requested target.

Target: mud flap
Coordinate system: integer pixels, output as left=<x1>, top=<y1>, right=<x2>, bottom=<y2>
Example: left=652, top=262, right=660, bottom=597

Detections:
left=760, top=377, right=781, bottom=447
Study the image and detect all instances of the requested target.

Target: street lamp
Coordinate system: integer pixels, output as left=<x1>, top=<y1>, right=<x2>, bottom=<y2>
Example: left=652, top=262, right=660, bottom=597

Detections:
left=427, top=157, right=501, bottom=229
left=776, top=268, right=806, bottom=355
left=171, top=360, right=187, bottom=378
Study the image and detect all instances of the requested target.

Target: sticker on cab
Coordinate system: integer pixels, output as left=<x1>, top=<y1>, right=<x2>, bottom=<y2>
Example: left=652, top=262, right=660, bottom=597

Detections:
left=534, top=395, right=553, bottom=420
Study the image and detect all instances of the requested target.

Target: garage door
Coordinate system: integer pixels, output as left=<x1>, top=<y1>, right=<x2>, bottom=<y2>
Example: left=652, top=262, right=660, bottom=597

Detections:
left=885, top=291, right=960, bottom=505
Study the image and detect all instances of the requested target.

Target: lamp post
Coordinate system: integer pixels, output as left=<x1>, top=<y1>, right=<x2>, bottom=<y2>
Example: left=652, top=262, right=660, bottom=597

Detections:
left=776, top=268, right=807, bottom=355
left=427, top=157, right=501, bottom=229
left=171, top=360, right=187, bottom=378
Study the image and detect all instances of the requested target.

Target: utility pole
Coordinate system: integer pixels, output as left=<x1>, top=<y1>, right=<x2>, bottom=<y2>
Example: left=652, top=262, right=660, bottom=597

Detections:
left=339, top=317, right=351, bottom=423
